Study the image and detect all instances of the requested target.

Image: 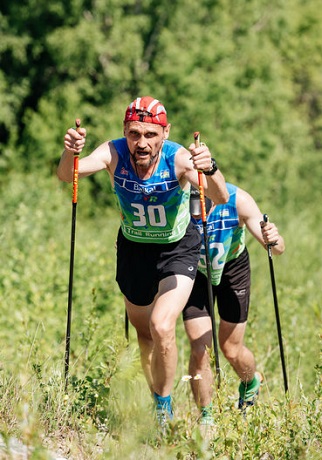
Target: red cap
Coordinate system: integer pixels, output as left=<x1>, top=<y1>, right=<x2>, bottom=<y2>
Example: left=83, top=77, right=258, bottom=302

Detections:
left=124, top=96, right=168, bottom=126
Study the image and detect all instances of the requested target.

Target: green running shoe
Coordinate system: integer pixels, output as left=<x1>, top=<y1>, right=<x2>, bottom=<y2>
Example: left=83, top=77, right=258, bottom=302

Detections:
left=199, top=404, right=215, bottom=426
left=238, top=372, right=263, bottom=410
left=200, top=414, right=215, bottom=426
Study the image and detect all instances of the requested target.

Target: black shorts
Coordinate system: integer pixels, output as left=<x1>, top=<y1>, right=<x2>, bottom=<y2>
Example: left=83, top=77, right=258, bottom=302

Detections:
left=183, top=248, right=251, bottom=324
left=116, top=221, right=201, bottom=306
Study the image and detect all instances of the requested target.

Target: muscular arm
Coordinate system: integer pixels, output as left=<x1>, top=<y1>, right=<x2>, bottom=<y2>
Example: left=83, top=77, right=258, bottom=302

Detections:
left=57, top=127, right=117, bottom=183
left=237, top=188, right=285, bottom=255
left=175, top=145, right=229, bottom=205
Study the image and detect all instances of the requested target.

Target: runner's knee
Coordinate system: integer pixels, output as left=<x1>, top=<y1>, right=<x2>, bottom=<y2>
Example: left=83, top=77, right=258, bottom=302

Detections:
left=150, top=319, right=175, bottom=345
left=220, top=343, right=241, bottom=362
left=190, top=339, right=211, bottom=365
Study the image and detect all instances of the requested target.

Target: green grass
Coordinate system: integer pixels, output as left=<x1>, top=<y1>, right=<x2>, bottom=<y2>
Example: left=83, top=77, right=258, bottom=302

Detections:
left=0, top=171, right=321, bottom=459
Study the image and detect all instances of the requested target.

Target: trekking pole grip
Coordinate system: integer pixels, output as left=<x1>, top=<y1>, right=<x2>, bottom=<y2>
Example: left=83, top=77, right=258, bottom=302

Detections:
left=263, top=214, right=278, bottom=249
left=72, top=119, right=81, bottom=204
left=194, top=131, right=207, bottom=223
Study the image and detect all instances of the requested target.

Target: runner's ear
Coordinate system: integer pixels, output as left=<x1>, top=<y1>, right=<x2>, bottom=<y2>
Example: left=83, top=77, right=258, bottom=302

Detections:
left=163, top=124, right=171, bottom=139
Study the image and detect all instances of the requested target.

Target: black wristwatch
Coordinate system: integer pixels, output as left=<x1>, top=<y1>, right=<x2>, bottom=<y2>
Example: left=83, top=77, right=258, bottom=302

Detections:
left=203, top=158, right=218, bottom=176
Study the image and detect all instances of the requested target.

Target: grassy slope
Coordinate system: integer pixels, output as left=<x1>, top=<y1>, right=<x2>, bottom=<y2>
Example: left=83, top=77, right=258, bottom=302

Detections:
left=0, top=171, right=321, bottom=459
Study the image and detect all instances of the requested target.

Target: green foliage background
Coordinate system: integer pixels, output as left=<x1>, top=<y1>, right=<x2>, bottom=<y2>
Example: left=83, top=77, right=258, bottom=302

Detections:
left=0, top=0, right=321, bottom=458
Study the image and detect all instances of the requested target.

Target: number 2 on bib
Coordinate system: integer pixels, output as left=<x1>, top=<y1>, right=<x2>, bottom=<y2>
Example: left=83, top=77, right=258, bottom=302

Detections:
left=199, top=242, right=225, bottom=270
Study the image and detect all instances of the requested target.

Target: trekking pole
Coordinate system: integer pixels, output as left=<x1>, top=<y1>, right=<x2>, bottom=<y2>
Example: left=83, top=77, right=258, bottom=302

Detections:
left=64, top=118, right=81, bottom=391
left=263, top=214, right=288, bottom=393
left=125, top=310, right=129, bottom=341
left=194, top=132, right=221, bottom=388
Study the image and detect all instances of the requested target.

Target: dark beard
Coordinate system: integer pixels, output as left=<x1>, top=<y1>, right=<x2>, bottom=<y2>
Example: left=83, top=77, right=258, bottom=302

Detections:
left=131, top=152, right=159, bottom=167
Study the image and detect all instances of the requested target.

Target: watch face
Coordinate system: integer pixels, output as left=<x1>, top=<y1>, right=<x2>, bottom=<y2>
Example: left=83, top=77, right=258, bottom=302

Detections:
left=203, top=158, right=217, bottom=175
left=211, top=158, right=217, bottom=170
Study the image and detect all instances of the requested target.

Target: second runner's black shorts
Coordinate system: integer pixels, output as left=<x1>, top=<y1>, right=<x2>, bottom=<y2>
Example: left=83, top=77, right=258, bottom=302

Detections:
left=183, top=248, right=251, bottom=324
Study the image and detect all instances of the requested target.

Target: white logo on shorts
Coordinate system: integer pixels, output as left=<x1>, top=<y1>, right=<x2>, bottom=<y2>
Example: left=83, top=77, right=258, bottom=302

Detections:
left=188, top=266, right=194, bottom=271
left=234, top=289, right=246, bottom=297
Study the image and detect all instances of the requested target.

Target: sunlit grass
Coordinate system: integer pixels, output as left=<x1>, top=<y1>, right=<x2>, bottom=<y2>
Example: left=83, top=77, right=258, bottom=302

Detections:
left=0, top=172, right=321, bottom=458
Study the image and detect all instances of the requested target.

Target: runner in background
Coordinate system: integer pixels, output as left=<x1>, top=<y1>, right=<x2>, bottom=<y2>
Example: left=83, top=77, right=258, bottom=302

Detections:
left=183, top=184, right=285, bottom=424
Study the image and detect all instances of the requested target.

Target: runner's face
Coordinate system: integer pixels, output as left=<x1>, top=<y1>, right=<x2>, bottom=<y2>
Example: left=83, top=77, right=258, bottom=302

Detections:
left=124, top=121, right=170, bottom=168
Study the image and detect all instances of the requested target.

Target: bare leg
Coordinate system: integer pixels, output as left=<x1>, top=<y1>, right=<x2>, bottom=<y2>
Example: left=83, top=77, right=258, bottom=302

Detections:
left=184, top=316, right=213, bottom=407
left=125, top=298, right=154, bottom=391
left=149, top=275, right=194, bottom=396
left=185, top=314, right=257, bottom=414
left=125, top=275, right=194, bottom=397
left=219, top=319, right=256, bottom=383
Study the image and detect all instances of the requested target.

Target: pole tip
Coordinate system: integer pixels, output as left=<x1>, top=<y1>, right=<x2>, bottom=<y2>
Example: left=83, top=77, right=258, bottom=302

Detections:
left=75, top=118, right=81, bottom=128
left=194, top=131, right=200, bottom=140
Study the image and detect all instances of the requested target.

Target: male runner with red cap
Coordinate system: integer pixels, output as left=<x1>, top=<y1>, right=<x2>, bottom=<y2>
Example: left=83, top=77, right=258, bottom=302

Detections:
left=57, top=96, right=229, bottom=427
